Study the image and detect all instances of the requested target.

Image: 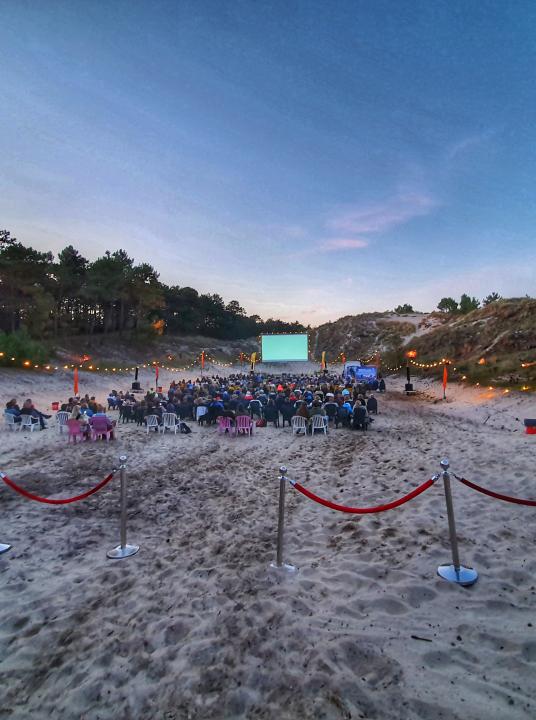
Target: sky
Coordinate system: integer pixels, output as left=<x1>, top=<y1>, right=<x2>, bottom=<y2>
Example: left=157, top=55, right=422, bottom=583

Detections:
left=1, top=0, right=535, bottom=325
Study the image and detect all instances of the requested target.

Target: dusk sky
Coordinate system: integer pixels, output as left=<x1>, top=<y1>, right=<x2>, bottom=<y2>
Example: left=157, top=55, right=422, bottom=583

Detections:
left=1, top=1, right=535, bottom=325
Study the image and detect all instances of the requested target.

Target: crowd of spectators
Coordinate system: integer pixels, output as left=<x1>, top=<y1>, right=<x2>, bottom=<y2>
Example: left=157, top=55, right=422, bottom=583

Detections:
left=104, top=371, right=384, bottom=432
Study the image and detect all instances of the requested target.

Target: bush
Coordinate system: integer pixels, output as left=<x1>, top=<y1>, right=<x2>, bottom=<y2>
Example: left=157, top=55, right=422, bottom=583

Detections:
left=0, top=329, right=49, bottom=366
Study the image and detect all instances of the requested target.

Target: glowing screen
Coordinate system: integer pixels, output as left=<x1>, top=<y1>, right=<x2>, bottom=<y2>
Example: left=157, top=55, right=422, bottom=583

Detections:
left=261, top=334, right=308, bottom=362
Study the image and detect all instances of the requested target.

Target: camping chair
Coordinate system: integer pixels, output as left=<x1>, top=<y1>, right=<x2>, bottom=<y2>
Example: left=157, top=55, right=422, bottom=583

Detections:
left=20, top=414, right=39, bottom=432
left=120, top=404, right=134, bottom=423
left=217, top=416, right=235, bottom=436
left=310, top=414, right=328, bottom=435
left=67, top=419, right=84, bottom=444
left=324, top=402, right=339, bottom=424
left=134, top=406, right=146, bottom=426
left=145, top=414, right=160, bottom=433
left=4, top=412, right=19, bottom=431
left=263, top=406, right=280, bottom=427
left=352, top=406, right=370, bottom=431
left=56, top=411, right=70, bottom=434
left=249, top=400, right=262, bottom=420
left=291, top=416, right=307, bottom=435
left=235, top=415, right=254, bottom=436
left=90, top=416, right=114, bottom=441
left=366, top=396, right=378, bottom=414
left=161, top=412, right=179, bottom=434
left=280, top=406, right=294, bottom=428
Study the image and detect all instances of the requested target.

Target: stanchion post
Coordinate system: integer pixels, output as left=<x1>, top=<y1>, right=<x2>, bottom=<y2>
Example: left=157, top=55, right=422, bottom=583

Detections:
left=107, top=455, right=139, bottom=560
left=437, top=458, right=477, bottom=586
left=270, top=466, right=297, bottom=574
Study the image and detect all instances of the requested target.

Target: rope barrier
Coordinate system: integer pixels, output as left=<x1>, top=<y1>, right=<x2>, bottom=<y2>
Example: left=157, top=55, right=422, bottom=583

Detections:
left=288, top=477, right=436, bottom=514
left=0, top=470, right=116, bottom=505
left=453, top=473, right=536, bottom=507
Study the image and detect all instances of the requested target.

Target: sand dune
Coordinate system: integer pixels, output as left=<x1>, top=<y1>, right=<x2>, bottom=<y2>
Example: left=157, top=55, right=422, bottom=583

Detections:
left=1, top=368, right=535, bottom=719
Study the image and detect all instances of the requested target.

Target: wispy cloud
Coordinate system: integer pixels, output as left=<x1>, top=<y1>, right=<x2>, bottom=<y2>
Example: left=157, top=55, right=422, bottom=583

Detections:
left=326, top=191, right=437, bottom=236
left=317, top=190, right=437, bottom=253
left=446, top=130, right=496, bottom=161
left=320, top=237, right=368, bottom=251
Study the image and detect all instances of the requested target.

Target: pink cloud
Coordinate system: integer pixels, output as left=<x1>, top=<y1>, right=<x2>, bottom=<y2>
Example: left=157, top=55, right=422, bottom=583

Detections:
left=320, top=237, right=369, bottom=251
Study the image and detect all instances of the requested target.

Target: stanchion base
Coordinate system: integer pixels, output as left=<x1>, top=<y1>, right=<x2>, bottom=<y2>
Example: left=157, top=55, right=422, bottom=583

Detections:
left=107, top=544, right=139, bottom=559
left=270, top=561, right=298, bottom=574
left=0, top=543, right=11, bottom=555
left=437, top=564, right=478, bottom=586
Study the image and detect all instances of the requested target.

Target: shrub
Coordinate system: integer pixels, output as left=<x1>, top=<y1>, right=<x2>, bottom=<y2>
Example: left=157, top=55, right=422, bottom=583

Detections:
left=0, top=329, right=49, bottom=366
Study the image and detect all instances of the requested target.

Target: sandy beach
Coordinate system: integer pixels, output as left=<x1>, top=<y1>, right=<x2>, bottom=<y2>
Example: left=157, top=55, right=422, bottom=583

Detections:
left=1, top=367, right=536, bottom=720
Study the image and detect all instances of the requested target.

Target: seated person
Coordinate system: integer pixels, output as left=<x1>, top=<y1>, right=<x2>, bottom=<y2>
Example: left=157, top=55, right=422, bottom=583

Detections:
left=280, top=398, right=295, bottom=427
left=352, top=402, right=370, bottom=430
left=20, top=398, right=50, bottom=430
left=263, top=399, right=279, bottom=427
left=366, top=395, right=378, bottom=414
left=71, top=405, right=91, bottom=436
left=90, top=405, right=116, bottom=437
left=335, top=404, right=351, bottom=428
left=308, top=400, right=326, bottom=417
left=5, top=399, right=22, bottom=424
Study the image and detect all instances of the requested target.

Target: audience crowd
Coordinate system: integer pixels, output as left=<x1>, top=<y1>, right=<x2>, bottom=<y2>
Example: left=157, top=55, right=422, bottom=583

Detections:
left=4, top=372, right=385, bottom=435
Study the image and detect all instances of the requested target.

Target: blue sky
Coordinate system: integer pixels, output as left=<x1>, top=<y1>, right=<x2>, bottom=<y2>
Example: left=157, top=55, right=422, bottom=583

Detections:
left=1, top=0, right=535, bottom=324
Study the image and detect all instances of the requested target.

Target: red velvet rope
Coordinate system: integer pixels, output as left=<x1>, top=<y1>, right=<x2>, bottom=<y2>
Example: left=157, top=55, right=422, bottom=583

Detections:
left=454, top=474, right=536, bottom=507
left=291, top=478, right=435, bottom=514
left=0, top=471, right=116, bottom=505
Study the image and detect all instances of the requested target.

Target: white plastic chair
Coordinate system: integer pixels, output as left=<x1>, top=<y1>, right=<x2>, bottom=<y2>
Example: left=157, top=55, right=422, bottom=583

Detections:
left=196, top=406, right=209, bottom=422
left=20, top=414, right=39, bottom=432
left=310, top=414, right=328, bottom=435
left=161, top=412, right=179, bottom=434
left=4, top=413, right=18, bottom=431
left=145, top=414, right=159, bottom=433
left=291, top=416, right=307, bottom=435
left=56, top=411, right=70, bottom=434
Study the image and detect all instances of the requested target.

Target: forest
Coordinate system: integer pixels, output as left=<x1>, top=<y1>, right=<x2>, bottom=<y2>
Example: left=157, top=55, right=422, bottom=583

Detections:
left=0, top=230, right=305, bottom=342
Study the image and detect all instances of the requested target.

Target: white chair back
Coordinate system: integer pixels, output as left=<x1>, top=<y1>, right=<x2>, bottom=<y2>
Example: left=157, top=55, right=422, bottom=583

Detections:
left=145, top=414, right=159, bottom=433
left=4, top=412, right=17, bottom=431
left=311, top=414, right=327, bottom=434
left=20, top=414, right=38, bottom=431
left=161, top=413, right=178, bottom=433
left=291, top=416, right=307, bottom=434
left=56, top=411, right=70, bottom=433
left=196, top=406, right=208, bottom=421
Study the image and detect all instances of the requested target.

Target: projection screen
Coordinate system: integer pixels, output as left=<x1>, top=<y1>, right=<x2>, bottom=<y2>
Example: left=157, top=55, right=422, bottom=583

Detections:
left=261, top=334, right=308, bottom=362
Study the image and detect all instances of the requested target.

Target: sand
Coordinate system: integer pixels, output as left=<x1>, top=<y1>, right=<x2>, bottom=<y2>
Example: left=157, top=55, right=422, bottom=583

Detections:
left=1, top=366, right=536, bottom=720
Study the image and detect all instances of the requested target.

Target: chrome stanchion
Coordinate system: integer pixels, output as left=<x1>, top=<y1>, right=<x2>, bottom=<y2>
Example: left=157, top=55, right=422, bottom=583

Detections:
left=107, top=455, right=139, bottom=559
left=270, top=466, right=297, bottom=574
left=437, top=458, right=477, bottom=586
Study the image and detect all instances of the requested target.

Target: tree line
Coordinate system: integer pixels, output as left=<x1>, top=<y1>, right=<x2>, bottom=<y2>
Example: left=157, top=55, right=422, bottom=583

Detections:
left=0, top=230, right=305, bottom=341
left=394, top=292, right=503, bottom=316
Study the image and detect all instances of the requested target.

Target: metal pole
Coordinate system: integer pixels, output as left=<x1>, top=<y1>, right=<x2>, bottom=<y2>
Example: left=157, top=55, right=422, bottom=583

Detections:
left=270, top=466, right=297, bottom=574
left=442, top=461, right=460, bottom=570
left=107, top=455, right=139, bottom=560
left=437, top=458, right=477, bottom=586
left=120, top=462, right=127, bottom=549
left=276, top=468, right=286, bottom=566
